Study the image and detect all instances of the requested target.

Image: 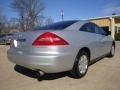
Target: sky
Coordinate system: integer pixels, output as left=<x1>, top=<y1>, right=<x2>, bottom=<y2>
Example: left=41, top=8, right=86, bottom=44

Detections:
left=0, top=0, right=120, bottom=22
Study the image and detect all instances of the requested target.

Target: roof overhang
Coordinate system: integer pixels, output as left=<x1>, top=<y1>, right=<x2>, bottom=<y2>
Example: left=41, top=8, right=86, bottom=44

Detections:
left=83, top=14, right=120, bottom=20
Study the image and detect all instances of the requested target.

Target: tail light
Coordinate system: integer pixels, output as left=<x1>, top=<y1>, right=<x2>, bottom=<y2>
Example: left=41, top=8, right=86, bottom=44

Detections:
left=32, top=32, right=69, bottom=46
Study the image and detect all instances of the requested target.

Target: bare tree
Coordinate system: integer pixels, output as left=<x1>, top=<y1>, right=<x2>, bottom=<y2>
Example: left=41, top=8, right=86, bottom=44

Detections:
left=2, top=17, right=10, bottom=34
left=0, top=6, right=5, bottom=34
left=0, top=9, right=10, bottom=34
left=7, top=18, right=20, bottom=33
left=9, top=18, right=18, bottom=28
left=11, top=0, right=45, bottom=31
left=45, top=16, right=54, bottom=25
left=0, top=6, right=19, bottom=34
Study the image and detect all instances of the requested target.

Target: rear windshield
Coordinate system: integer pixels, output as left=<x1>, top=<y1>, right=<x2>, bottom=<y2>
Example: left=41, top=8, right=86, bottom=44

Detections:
left=36, top=20, right=78, bottom=30
left=7, top=34, right=13, bottom=36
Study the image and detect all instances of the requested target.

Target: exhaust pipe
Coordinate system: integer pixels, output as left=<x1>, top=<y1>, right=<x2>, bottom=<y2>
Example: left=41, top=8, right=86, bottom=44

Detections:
left=36, top=70, right=44, bottom=77
left=36, top=70, right=45, bottom=81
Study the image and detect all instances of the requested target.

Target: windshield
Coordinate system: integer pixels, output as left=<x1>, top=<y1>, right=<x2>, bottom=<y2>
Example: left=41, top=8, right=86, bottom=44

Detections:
left=36, top=20, right=78, bottom=30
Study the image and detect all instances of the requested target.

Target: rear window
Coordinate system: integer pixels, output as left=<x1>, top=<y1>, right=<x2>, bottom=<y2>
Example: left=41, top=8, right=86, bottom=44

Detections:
left=35, top=20, right=78, bottom=30
left=7, top=34, right=13, bottom=36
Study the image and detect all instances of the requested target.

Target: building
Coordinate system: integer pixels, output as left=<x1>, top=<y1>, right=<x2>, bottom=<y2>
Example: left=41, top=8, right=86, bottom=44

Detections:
left=87, top=15, right=120, bottom=39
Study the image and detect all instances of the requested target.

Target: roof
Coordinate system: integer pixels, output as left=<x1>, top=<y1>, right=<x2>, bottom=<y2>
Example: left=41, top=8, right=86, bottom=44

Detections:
left=83, top=14, right=120, bottom=20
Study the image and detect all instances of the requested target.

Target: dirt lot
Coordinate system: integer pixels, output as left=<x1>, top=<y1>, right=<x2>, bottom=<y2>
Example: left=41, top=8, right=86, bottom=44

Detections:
left=0, top=42, right=120, bottom=90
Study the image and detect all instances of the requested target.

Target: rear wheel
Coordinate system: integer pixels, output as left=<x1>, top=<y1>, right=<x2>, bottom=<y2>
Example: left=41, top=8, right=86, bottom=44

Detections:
left=108, top=44, right=115, bottom=57
left=70, top=51, right=89, bottom=78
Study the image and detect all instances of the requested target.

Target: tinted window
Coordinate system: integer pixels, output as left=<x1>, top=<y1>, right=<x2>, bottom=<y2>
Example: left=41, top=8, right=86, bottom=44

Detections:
left=80, top=23, right=95, bottom=33
left=36, top=20, right=78, bottom=30
left=8, top=34, right=13, bottom=36
left=94, top=24, right=100, bottom=34
left=80, top=23, right=106, bottom=35
left=94, top=24, right=106, bottom=35
left=99, top=27, right=106, bottom=35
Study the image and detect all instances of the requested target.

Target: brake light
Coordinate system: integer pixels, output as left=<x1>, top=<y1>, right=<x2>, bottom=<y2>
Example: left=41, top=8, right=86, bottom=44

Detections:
left=32, top=32, right=69, bottom=46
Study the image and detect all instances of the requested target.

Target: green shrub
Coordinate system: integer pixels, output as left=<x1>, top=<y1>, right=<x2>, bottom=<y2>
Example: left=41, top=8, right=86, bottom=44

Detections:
left=115, top=32, right=120, bottom=41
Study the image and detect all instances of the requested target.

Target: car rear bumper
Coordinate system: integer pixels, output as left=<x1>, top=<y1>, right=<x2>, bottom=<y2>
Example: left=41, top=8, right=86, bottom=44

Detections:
left=7, top=47, right=76, bottom=73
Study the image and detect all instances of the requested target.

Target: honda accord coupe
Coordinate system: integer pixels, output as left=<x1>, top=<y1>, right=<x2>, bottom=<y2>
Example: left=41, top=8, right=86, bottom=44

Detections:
left=7, top=20, right=115, bottom=78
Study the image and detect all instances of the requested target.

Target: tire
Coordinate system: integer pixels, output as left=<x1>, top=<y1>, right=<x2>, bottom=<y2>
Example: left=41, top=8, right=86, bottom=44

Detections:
left=70, top=51, right=89, bottom=78
left=108, top=44, right=115, bottom=57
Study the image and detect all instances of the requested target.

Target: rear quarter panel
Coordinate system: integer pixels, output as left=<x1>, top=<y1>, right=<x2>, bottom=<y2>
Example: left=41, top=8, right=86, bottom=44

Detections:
left=52, top=30, right=102, bottom=60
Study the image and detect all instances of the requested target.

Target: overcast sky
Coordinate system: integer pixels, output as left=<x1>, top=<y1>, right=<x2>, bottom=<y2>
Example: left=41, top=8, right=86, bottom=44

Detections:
left=0, top=0, right=120, bottom=21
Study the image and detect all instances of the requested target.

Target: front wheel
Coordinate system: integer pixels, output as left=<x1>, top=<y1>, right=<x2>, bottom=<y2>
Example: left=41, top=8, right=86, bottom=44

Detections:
left=70, top=51, right=89, bottom=78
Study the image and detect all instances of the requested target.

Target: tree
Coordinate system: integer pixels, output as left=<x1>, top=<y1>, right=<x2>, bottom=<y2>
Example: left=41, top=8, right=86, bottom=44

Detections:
left=0, top=6, right=5, bottom=34
left=11, top=0, right=45, bottom=31
left=45, top=16, right=54, bottom=25
left=0, top=8, right=10, bottom=34
left=8, top=18, right=19, bottom=29
left=2, top=17, right=10, bottom=34
left=0, top=6, right=19, bottom=34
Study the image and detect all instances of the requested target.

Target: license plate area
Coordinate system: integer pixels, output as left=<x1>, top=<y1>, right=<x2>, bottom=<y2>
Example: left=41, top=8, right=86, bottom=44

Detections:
left=13, top=39, right=26, bottom=48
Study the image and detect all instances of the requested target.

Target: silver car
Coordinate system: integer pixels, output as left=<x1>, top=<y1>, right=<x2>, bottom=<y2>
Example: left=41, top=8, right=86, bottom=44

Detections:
left=7, top=20, right=115, bottom=78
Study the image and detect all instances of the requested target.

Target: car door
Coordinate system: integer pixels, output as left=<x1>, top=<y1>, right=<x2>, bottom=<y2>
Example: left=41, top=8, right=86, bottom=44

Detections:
left=94, top=24, right=109, bottom=55
left=80, top=23, right=103, bottom=60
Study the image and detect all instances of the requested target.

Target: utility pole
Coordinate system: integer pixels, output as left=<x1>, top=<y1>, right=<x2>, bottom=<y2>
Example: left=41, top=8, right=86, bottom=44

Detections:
left=60, top=10, right=64, bottom=21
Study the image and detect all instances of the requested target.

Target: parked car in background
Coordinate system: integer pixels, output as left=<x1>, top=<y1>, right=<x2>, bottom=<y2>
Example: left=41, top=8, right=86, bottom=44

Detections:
left=5, top=34, right=13, bottom=44
left=7, top=20, right=115, bottom=78
left=0, top=34, right=13, bottom=45
left=0, top=34, right=6, bottom=44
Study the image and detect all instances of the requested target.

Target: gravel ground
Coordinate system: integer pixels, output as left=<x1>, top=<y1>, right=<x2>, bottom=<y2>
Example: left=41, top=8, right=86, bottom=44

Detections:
left=0, top=42, right=120, bottom=90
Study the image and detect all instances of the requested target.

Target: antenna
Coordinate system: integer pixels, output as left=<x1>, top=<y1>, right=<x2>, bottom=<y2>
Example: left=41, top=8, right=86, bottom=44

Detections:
left=60, top=10, right=64, bottom=21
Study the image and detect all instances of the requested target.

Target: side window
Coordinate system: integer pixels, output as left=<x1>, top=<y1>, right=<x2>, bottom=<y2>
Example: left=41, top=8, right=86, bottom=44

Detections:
left=94, top=24, right=101, bottom=34
left=99, top=28, right=106, bottom=35
left=94, top=24, right=106, bottom=35
left=80, top=23, right=91, bottom=32
left=80, top=23, right=95, bottom=33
